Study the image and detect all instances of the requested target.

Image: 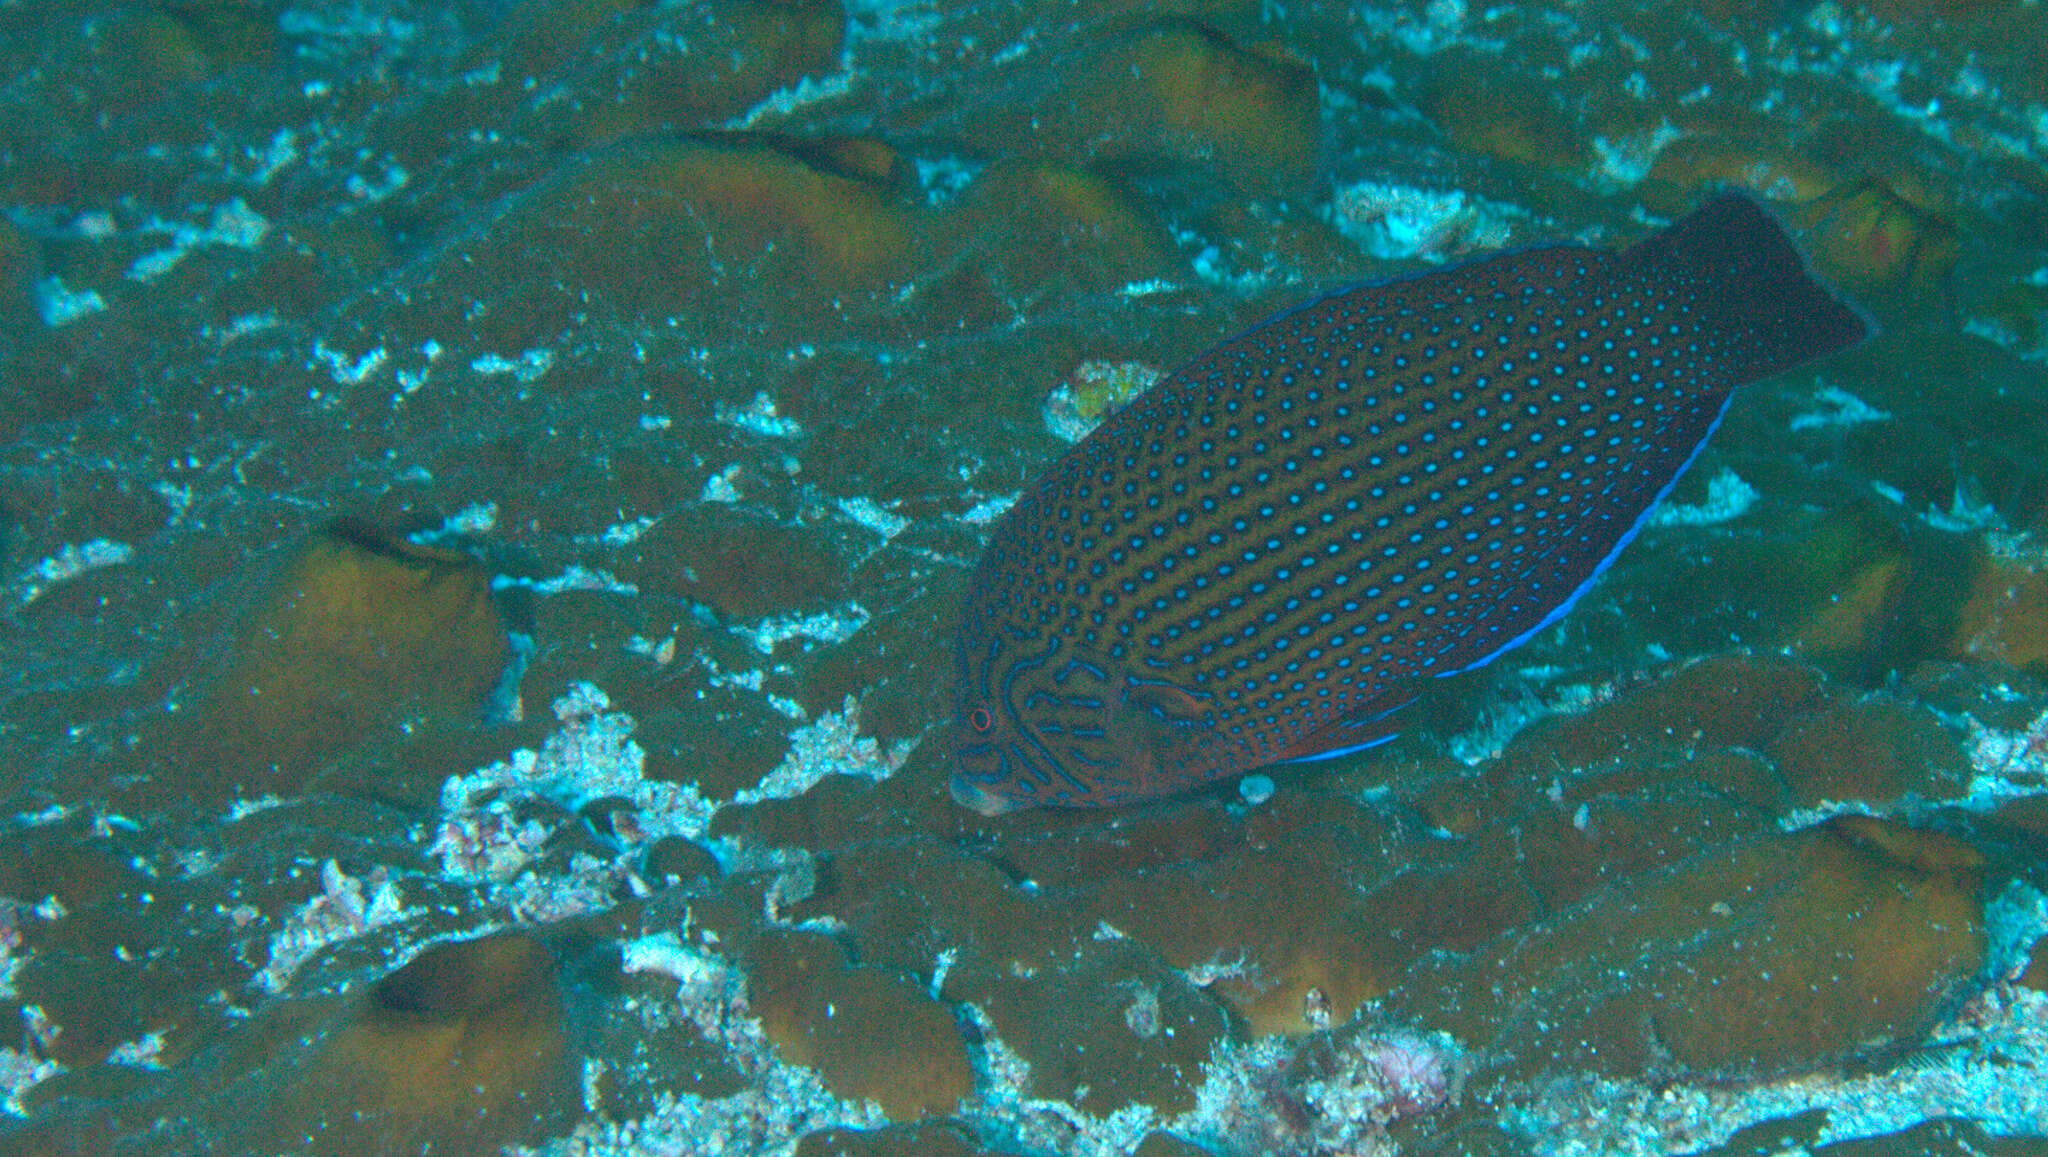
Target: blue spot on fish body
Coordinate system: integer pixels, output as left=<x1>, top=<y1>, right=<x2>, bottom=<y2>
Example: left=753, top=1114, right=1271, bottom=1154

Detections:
left=954, top=193, right=1872, bottom=815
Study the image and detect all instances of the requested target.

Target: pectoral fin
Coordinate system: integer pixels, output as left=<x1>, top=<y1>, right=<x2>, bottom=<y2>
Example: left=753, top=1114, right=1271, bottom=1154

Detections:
left=1273, top=689, right=1416, bottom=764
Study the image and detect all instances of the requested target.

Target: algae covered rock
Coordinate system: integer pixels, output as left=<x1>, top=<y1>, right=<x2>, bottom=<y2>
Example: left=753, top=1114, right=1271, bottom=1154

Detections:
left=275, top=933, right=579, bottom=1155
left=965, top=934, right=1231, bottom=1115
left=1394, top=815, right=1986, bottom=1086
left=746, top=930, right=974, bottom=1120
left=150, top=519, right=509, bottom=805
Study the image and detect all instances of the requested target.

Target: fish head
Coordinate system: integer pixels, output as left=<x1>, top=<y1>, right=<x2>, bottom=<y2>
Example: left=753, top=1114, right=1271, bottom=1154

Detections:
left=953, top=627, right=1228, bottom=814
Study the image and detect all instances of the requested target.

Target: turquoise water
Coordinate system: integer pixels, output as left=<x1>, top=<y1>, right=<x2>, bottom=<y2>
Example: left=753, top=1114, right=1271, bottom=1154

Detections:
left=2, top=0, right=2047, bottom=1153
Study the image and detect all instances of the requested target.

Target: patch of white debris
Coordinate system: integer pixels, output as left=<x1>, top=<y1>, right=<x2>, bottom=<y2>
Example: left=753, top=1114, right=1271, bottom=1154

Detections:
left=390, top=337, right=447, bottom=400
left=1330, top=181, right=1519, bottom=261
left=592, top=515, right=661, bottom=548
left=701, top=464, right=747, bottom=503
left=1790, top=383, right=1893, bottom=430
left=254, top=858, right=409, bottom=993
left=945, top=1002, right=1163, bottom=1157
left=1920, top=486, right=2006, bottom=535
left=0, top=1045, right=61, bottom=1119
left=10, top=538, right=133, bottom=607
left=1352, top=0, right=1491, bottom=56
left=1118, top=277, right=1182, bottom=298
left=836, top=496, right=910, bottom=542
left=427, top=677, right=911, bottom=925
left=961, top=493, right=1019, bottom=525
left=492, top=566, right=640, bottom=596
left=626, top=633, right=680, bottom=667
left=1649, top=466, right=1759, bottom=527
left=735, top=603, right=871, bottom=655
left=32, top=275, right=107, bottom=326
left=513, top=926, right=885, bottom=1157
left=1776, top=797, right=1887, bottom=834
left=1963, top=313, right=2048, bottom=362
left=715, top=391, right=804, bottom=438
left=106, top=1031, right=169, bottom=1070
left=311, top=339, right=389, bottom=387
left=725, top=71, right=857, bottom=131
left=470, top=348, right=556, bottom=383
left=1986, top=882, right=2048, bottom=982
left=433, top=683, right=717, bottom=878
left=1175, top=1031, right=1461, bottom=1157
left=1961, top=706, right=2048, bottom=810
left=1188, top=239, right=1276, bottom=295
left=1590, top=121, right=1685, bottom=190
left=409, top=501, right=500, bottom=545
left=619, top=929, right=759, bottom=1049
left=731, top=696, right=915, bottom=806
left=1506, top=978, right=2048, bottom=1155
left=941, top=1019, right=1464, bottom=1157
left=1042, top=361, right=1164, bottom=444
left=126, top=198, right=271, bottom=282
left=0, top=916, right=16, bottom=1003
left=1445, top=673, right=1619, bottom=767
left=914, top=154, right=984, bottom=205
left=0, top=895, right=61, bottom=1000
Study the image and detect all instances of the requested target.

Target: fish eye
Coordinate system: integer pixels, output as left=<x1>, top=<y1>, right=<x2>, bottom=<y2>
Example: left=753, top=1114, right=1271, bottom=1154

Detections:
left=968, top=707, right=994, bottom=732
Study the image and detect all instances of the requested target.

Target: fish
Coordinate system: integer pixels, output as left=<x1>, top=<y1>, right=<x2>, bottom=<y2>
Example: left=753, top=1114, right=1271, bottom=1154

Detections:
left=953, top=192, right=1872, bottom=815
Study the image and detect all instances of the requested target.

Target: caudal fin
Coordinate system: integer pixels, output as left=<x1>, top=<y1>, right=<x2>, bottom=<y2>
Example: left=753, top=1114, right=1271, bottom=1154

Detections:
left=1631, top=191, right=1874, bottom=374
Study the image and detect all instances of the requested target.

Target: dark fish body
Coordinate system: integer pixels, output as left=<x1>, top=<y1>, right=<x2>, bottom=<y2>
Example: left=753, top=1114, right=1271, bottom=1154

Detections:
left=954, top=193, right=1870, bottom=814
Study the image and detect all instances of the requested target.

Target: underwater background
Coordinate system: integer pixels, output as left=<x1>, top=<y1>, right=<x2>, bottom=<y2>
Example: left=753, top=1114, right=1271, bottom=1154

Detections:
left=2, top=0, right=2048, bottom=1153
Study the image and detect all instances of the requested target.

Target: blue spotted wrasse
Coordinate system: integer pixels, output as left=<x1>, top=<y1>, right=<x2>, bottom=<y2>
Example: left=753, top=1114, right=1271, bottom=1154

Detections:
left=953, top=192, right=1871, bottom=814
